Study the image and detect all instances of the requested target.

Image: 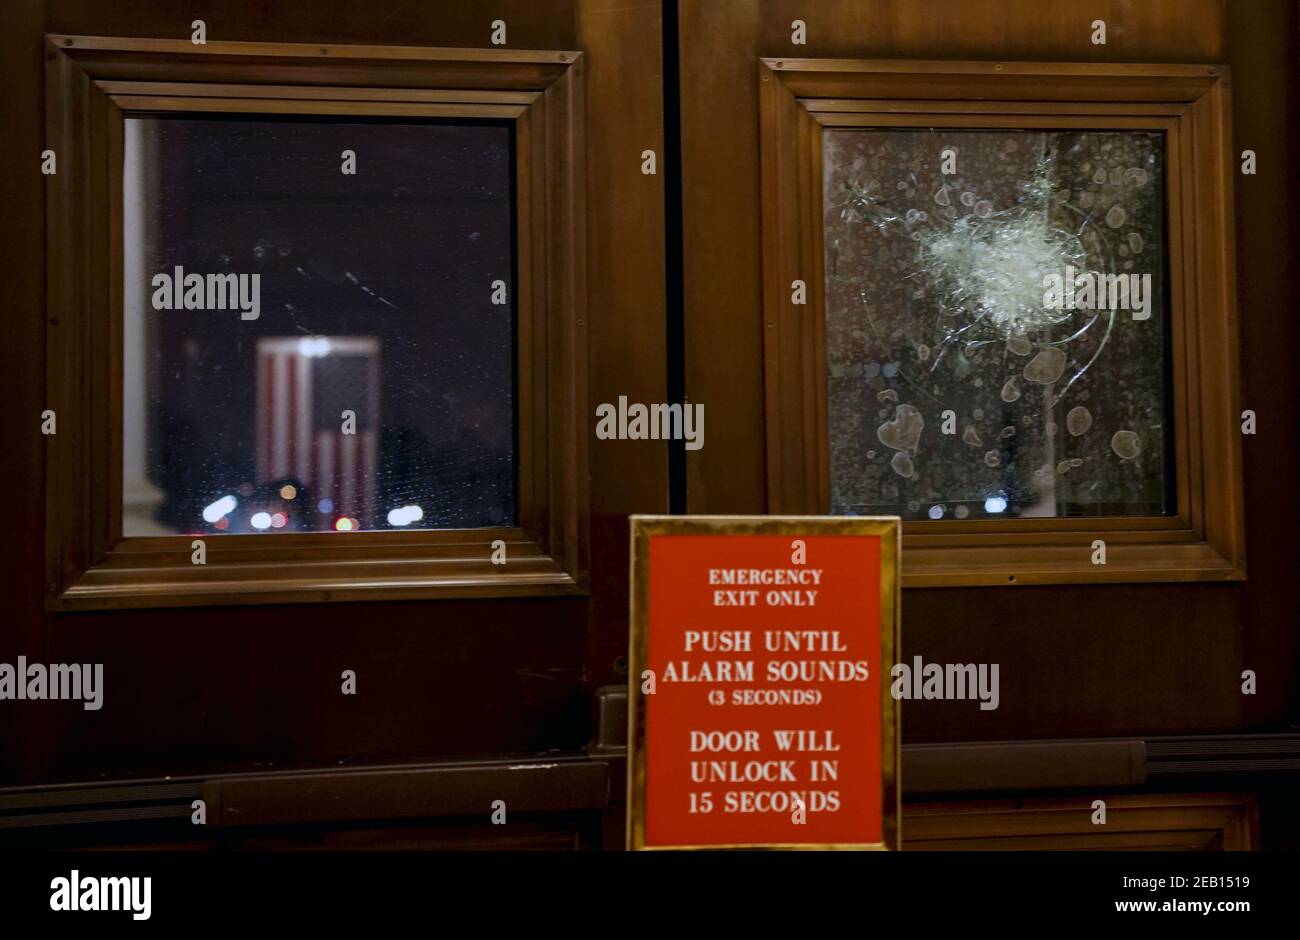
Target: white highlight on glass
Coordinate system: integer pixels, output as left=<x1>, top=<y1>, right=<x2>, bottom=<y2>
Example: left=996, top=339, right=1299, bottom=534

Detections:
left=386, top=504, right=425, bottom=527
left=202, top=495, right=237, bottom=523
left=984, top=494, right=1009, bottom=514
left=250, top=511, right=273, bottom=530
left=297, top=336, right=333, bottom=358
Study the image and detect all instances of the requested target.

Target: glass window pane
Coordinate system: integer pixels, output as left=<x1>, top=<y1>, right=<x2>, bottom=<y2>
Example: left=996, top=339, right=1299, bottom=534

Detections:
left=823, top=128, right=1173, bottom=522
left=123, top=115, right=516, bottom=536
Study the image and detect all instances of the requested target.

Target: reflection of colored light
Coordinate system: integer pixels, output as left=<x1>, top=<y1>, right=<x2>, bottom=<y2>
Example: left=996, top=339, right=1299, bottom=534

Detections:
left=271, top=512, right=288, bottom=529
left=214, top=517, right=229, bottom=530
left=251, top=512, right=272, bottom=530
left=318, top=499, right=334, bottom=514
left=279, top=484, right=297, bottom=501
left=202, top=495, right=237, bottom=523
left=928, top=505, right=945, bottom=520
left=335, top=517, right=355, bottom=532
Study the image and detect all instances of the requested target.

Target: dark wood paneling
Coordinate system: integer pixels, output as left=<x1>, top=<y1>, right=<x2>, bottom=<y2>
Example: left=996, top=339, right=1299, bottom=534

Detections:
left=905, top=738, right=1147, bottom=794
left=680, top=4, right=765, bottom=514
left=904, top=584, right=1246, bottom=739
left=904, top=792, right=1255, bottom=851
left=211, top=757, right=609, bottom=827
left=0, top=755, right=614, bottom=848
left=750, top=0, right=1222, bottom=61
left=0, top=0, right=50, bottom=783
left=577, top=0, right=669, bottom=695
left=680, top=0, right=1296, bottom=740
left=46, top=0, right=576, bottom=50
left=45, top=599, right=589, bottom=780
left=1226, top=0, right=1300, bottom=731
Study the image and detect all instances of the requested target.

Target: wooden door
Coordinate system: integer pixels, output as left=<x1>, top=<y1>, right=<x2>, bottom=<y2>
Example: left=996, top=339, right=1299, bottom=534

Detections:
left=677, top=0, right=1296, bottom=747
left=0, top=0, right=666, bottom=849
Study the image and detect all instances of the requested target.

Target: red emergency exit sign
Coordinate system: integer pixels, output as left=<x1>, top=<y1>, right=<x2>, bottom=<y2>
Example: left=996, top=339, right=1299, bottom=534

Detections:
left=627, top=516, right=900, bottom=851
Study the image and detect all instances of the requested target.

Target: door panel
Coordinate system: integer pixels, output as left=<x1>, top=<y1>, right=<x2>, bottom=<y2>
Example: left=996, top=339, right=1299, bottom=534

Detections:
left=679, top=0, right=1296, bottom=742
left=3, top=0, right=666, bottom=795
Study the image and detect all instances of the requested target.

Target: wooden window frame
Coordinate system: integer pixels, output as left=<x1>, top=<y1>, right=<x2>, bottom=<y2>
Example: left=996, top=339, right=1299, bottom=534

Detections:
left=759, top=58, right=1245, bottom=587
left=45, top=35, right=589, bottom=610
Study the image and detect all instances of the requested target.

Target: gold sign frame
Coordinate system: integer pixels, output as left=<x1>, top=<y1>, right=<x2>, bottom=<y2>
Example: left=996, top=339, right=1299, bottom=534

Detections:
left=626, top=514, right=901, bottom=851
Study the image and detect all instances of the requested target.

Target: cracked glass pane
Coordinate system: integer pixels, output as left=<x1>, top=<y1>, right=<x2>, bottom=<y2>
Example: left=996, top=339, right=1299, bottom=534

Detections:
left=823, top=128, right=1174, bottom=522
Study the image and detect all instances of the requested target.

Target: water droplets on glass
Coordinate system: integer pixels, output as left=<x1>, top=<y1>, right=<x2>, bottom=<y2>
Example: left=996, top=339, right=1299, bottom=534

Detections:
left=122, top=116, right=517, bottom=536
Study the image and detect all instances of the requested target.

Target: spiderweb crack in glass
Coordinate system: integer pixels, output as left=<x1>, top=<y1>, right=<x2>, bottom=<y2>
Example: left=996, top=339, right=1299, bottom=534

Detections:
left=823, top=128, right=1173, bottom=521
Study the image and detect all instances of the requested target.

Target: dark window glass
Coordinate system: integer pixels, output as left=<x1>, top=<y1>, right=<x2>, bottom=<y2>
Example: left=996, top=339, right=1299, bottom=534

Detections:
left=123, top=115, right=516, bottom=535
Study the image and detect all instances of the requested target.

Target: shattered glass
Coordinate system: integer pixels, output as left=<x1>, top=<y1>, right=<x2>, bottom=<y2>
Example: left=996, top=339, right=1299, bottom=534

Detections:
left=823, top=128, right=1174, bottom=521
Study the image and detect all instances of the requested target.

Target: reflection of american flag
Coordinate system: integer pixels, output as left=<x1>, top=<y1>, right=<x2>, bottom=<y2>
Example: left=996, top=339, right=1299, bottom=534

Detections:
left=257, top=337, right=379, bottom=530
